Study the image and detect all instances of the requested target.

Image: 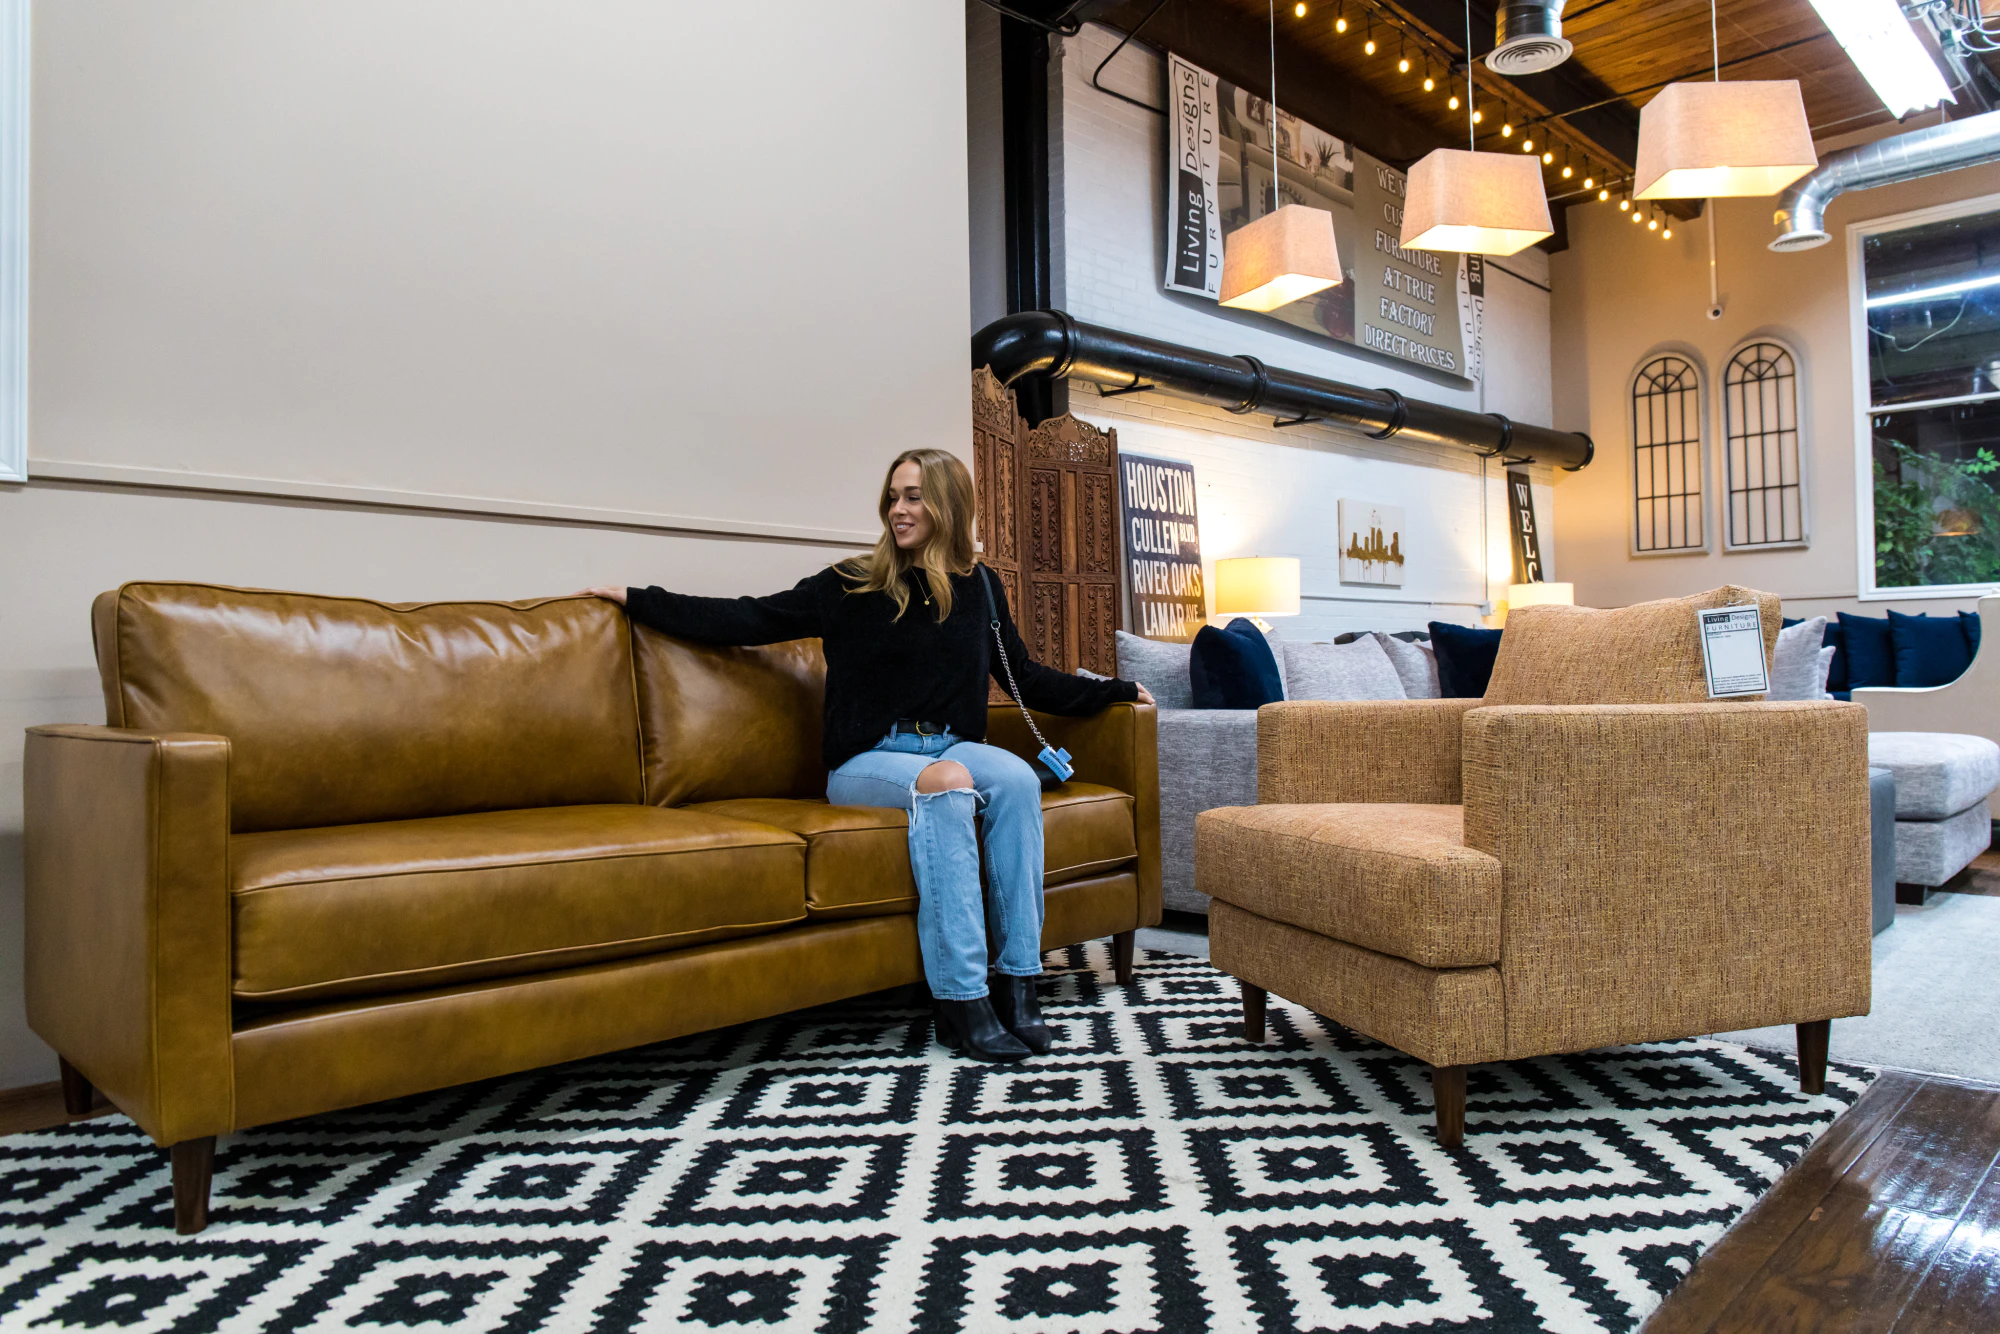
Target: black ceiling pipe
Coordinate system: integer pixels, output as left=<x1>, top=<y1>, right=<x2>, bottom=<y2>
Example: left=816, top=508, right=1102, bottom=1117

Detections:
left=973, top=310, right=1595, bottom=471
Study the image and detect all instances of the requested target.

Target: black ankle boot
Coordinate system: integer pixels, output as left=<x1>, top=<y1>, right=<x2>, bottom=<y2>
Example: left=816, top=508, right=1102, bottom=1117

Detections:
left=989, top=975, right=1052, bottom=1055
left=933, top=998, right=1031, bottom=1062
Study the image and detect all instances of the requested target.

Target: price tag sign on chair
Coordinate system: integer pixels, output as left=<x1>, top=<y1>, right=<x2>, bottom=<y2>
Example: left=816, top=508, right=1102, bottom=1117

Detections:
left=1699, top=604, right=1771, bottom=698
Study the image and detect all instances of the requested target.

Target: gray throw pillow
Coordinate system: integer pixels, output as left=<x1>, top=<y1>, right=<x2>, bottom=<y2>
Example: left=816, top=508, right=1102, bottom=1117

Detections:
left=1768, top=616, right=1828, bottom=701
left=1280, top=636, right=1407, bottom=701
left=1817, top=645, right=1836, bottom=699
left=1115, top=630, right=1194, bottom=709
left=1371, top=631, right=1441, bottom=699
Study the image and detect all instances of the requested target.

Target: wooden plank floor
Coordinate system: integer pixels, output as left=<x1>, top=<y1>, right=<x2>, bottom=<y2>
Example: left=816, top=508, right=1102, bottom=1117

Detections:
left=1645, top=1069, right=2000, bottom=1332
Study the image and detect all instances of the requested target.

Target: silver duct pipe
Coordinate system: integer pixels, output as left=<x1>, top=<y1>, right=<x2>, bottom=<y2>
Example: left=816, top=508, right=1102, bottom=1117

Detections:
left=1772, top=110, right=2000, bottom=251
left=1487, top=2, right=1570, bottom=76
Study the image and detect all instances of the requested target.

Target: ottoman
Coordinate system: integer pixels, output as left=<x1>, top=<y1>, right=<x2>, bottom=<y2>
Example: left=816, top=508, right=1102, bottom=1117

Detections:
left=1866, top=732, right=2000, bottom=902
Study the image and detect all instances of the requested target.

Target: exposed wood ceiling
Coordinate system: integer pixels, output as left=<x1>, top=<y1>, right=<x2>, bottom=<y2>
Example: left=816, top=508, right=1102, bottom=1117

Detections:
left=1092, top=0, right=1995, bottom=222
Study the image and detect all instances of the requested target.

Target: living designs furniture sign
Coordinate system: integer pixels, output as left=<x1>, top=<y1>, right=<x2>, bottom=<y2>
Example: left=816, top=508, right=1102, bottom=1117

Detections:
left=1339, top=499, right=1407, bottom=586
left=1164, top=52, right=1475, bottom=382
left=1119, top=453, right=1206, bottom=641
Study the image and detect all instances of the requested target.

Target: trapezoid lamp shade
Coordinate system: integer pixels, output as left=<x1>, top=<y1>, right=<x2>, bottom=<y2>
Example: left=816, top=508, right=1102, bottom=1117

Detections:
left=1633, top=80, right=1817, bottom=200
left=1398, top=150, right=1552, bottom=256
left=1219, top=204, right=1342, bottom=311
left=1213, top=556, right=1301, bottom=617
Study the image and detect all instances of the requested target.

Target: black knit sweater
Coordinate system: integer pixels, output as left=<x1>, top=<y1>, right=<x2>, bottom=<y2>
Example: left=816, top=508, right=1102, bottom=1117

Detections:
left=625, top=564, right=1140, bottom=771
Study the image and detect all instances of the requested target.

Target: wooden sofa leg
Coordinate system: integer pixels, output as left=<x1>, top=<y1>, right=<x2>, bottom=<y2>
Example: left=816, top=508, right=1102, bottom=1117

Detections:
left=1112, top=930, right=1135, bottom=984
left=1432, top=1065, right=1467, bottom=1150
left=58, top=1057, right=95, bottom=1116
left=171, top=1138, right=215, bottom=1235
left=1242, top=982, right=1267, bottom=1043
left=1796, top=1019, right=1830, bottom=1096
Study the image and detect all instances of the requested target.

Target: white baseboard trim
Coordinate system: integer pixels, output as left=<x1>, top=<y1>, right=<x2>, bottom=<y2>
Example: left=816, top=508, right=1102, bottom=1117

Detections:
left=25, top=457, right=878, bottom=548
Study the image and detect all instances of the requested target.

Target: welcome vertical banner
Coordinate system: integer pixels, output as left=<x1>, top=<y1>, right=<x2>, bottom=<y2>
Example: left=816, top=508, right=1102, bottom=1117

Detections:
left=1164, top=53, right=1221, bottom=299
left=1119, top=453, right=1206, bottom=642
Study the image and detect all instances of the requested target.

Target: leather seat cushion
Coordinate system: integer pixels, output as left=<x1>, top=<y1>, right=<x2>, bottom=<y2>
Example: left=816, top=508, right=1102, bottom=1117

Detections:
left=1195, top=803, right=1500, bottom=968
left=691, top=783, right=1139, bottom=919
left=231, top=805, right=806, bottom=1003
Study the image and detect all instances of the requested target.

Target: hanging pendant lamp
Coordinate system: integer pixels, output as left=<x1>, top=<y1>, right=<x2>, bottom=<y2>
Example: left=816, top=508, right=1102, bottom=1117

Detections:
left=1632, top=0, right=1815, bottom=198
left=1399, top=1, right=1552, bottom=255
left=1219, top=0, right=1341, bottom=310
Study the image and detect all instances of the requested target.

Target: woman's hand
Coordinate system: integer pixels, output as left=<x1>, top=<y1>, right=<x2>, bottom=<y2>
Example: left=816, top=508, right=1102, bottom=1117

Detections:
left=1134, top=682, right=1155, bottom=706
left=574, top=585, right=628, bottom=605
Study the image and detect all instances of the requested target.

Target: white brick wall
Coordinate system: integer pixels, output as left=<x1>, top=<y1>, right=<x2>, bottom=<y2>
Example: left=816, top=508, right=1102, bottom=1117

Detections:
left=1049, top=23, right=1562, bottom=637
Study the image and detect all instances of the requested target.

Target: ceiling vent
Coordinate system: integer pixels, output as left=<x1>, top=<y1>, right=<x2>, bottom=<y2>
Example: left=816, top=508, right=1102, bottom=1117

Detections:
left=1487, top=2, right=1572, bottom=76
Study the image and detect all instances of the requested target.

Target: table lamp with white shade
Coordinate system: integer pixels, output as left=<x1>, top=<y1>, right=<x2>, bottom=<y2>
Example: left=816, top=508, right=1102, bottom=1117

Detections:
left=1214, top=557, right=1301, bottom=632
left=1506, top=581, right=1574, bottom=610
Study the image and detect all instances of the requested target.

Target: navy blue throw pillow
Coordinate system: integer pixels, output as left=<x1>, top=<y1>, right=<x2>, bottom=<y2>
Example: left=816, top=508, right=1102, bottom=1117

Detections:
left=1189, top=617, right=1284, bottom=709
left=1889, top=609, right=1974, bottom=687
left=1961, top=609, right=1983, bottom=659
left=1835, top=612, right=1896, bottom=689
left=1428, top=621, right=1504, bottom=698
left=1822, top=619, right=1849, bottom=692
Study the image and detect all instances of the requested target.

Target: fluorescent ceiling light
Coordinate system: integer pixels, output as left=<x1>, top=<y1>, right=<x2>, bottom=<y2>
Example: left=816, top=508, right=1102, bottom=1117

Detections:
left=1807, top=0, right=1955, bottom=118
left=1866, top=272, right=2000, bottom=308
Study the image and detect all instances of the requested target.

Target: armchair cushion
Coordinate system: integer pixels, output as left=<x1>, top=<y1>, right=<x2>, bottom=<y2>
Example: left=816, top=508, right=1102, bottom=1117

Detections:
left=1198, top=803, right=1500, bottom=968
left=1484, top=585, right=1781, bottom=706
left=230, top=805, right=808, bottom=1003
left=1257, top=699, right=1479, bottom=805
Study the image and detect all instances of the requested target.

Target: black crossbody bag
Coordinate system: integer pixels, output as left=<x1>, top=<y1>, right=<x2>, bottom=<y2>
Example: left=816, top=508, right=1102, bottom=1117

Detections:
left=976, top=566, right=1074, bottom=790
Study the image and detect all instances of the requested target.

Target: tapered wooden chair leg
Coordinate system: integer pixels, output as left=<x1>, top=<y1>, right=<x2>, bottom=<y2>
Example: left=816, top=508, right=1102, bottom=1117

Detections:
left=57, top=1057, right=95, bottom=1117
left=171, top=1137, right=215, bottom=1235
left=1242, top=982, right=1267, bottom=1043
left=1111, top=930, right=1136, bottom=985
left=1431, top=1065, right=1467, bottom=1149
left=1796, top=1019, right=1831, bottom=1095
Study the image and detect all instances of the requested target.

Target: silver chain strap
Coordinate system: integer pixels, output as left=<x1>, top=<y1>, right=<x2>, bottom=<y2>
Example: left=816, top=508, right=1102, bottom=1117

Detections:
left=980, top=568, right=1056, bottom=753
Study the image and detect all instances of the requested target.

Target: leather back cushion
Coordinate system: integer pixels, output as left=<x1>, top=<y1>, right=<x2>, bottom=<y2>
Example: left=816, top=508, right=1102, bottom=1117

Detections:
left=95, top=584, right=644, bottom=832
left=1482, top=584, right=1783, bottom=705
left=631, top=625, right=827, bottom=806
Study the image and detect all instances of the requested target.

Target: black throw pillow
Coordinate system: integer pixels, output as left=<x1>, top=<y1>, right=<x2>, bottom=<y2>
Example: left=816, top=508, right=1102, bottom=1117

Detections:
left=1189, top=617, right=1284, bottom=709
left=1835, top=611, right=1896, bottom=689
left=1961, top=609, right=1983, bottom=659
left=1428, top=621, right=1503, bottom=698
left=1889, top=609, right=1974, bottom=687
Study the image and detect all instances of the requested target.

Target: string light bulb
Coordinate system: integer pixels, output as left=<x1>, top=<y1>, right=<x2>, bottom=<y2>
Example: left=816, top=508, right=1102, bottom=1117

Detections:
left=1294, top=1, right=1307, bottom=14
left=1501, top=121, right=1513, bottom=138
left=1335, top=11, right=1347, bottom=32
left=1631, top=206, right=1643, bottom=223
left=1583, top=173, right=1594, bottom=189
left=1647, top=212, right=1659, bottom=230
left=1423, top=61, right=1435, bottom=92
left=1542, top=150, right=1554, bottom=165
left=1619, top=196, right=1631, bottom=211
left=1363, top=19, right=1375, bottom=55
left=1561, top=153, right=1573, bottom=179
left=1598, top=186, right=1610, bottom=200
left=1471, top=108, right=1482, bottom=123
left=1522, top=137, right=1534, bottom=153
left=1399, top=54, right=1411, bottom=74
left=1448, top=93, right=1460, bottom=109
left=1662, top=220, right=1673, bottom=239
left=1397, top=36, right=1410, bottom=74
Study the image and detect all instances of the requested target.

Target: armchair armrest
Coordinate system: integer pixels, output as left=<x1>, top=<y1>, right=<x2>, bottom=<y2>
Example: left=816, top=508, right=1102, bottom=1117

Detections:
left=24, top=725, right=235, bottom=1145
left=1461, top=702, right=1871, bottom=1058
left=987, top=702, right=1161, bottom=925
left=1257, top=699, right=1482, bottom=805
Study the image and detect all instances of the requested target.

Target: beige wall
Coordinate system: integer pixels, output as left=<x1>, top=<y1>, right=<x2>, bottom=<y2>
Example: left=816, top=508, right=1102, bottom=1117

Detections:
left=0, top=2, right=969, bottom=1090
left=1549, top=157, right=2000, bottom=619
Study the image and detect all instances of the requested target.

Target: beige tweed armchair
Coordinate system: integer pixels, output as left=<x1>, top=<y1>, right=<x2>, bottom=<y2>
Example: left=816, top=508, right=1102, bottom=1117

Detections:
left=1196, top=586, right=1873, bottom=1147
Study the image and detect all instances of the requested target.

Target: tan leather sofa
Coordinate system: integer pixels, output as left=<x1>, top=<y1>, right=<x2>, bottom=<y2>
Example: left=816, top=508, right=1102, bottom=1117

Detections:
left=25, top=583, right=1160, bottom=1232
left=1197, top=586, right=1872, bottom=1147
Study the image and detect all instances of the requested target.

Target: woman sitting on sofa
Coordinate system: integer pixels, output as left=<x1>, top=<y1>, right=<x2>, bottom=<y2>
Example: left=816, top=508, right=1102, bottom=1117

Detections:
left=581, top=447, right=1151, bottom=1062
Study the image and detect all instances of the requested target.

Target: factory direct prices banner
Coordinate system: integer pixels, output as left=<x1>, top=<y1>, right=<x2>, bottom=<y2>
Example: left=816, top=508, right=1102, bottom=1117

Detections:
left=1164, top=52, right=1476, bottom=382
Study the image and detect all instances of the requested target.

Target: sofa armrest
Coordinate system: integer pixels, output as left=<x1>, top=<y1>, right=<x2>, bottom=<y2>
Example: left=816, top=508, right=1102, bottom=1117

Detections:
left=24, top=725, right=235, bottom=1145
left=987, top=702, right=1161, bottom=926
left=1257, top=699, right=1482, bottom=805
left=1461, top=702, right=1872, bottom=1058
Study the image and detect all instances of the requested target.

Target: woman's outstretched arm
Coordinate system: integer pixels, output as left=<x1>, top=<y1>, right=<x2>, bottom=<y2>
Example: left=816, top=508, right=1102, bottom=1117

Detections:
left=578, top=570, right=829, bottom=647
left=986, top=568, right=1153, bottom=712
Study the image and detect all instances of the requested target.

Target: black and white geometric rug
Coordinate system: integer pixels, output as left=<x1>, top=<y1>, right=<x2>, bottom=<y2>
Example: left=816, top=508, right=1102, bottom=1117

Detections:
left=0, top=946, right=1870, bottom=1333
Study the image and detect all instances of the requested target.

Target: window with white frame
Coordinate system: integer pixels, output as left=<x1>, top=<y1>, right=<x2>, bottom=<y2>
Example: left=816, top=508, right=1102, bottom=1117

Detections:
left=1722, top=340, right=1806, bottom=548
left=1858, top=197, right=2000, bottom=594
left=1631, top=353, right=1707, bottom=553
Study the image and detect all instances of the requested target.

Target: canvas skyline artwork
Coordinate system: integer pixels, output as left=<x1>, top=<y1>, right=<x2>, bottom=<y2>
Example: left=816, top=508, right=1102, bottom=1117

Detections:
left=1339, top=499, right=1407, bottom=586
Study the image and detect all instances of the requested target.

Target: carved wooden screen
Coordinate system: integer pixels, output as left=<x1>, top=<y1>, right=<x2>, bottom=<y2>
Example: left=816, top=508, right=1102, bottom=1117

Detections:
left=1022, top=415, right=1120, bottom=677
left=970, top=370, right=1122, bottom=681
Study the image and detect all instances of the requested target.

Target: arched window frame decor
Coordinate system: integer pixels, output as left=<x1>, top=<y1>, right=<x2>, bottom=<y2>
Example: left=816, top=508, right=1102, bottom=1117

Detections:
left=1720, top=337, right=1808, bottom=550
left=1629, top=350, right=1710, bottom=556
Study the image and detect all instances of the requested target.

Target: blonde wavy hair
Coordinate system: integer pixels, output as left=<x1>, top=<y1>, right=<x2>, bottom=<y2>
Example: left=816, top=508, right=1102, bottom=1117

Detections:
left=837, top=448, right=977, bottom=621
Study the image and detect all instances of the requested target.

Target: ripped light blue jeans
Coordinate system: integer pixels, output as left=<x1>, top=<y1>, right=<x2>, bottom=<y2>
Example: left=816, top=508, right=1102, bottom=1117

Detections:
left=827, top=728, right=1045, bottom=1001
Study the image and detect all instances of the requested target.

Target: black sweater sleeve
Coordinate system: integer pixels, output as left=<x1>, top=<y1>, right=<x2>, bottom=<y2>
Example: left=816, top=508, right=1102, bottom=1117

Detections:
left=986, top=567, right=1141, bottom=716
left=625, top=569, right=829, bottom=646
